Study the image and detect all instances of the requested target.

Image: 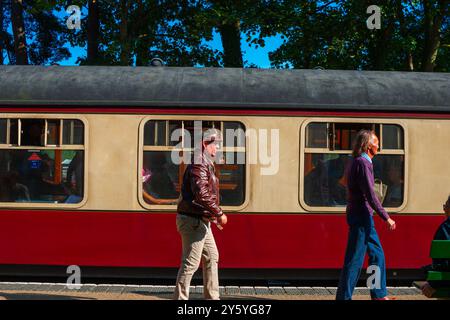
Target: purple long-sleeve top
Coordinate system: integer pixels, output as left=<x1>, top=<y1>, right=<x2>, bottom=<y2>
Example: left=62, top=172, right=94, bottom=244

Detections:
left=346, top=156, right=390, bottom=221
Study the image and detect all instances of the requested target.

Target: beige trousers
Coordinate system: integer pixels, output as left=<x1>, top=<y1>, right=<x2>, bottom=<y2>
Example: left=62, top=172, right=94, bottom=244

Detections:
left=173, top=214, right=220, bottom=300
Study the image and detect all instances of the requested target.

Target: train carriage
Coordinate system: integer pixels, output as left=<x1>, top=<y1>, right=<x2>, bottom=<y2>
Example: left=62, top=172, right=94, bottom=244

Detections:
left=0, top=65, right=449, bottom=281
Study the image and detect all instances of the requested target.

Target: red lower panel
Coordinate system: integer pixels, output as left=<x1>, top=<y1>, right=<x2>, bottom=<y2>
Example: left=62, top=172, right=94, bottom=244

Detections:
left=0, top=210, right=443, bottom=269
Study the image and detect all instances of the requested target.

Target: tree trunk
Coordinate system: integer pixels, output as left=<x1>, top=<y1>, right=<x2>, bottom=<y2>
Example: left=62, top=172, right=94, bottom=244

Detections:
left=11, top=0, right=28, bottom=65
left=218, top=20, right=243, bottom=68
left=119, top=0, right=130, bottom=65
left=87, top=0, right=100, bottom=65
left=421, top=0, right=445, bottom=72
left=396, top=0, right=414, bottom=71
left=135, top=0, right=149, bottom=66
left=372, top=21, right=394, bottom=70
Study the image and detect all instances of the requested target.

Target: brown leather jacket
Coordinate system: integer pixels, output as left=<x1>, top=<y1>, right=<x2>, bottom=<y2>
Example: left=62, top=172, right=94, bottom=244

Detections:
left=177, top=153, right=223, bottom=218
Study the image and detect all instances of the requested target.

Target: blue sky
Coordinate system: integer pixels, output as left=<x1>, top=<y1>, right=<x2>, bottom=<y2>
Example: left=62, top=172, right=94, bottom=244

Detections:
left=60, top=32, right=284, bottom=68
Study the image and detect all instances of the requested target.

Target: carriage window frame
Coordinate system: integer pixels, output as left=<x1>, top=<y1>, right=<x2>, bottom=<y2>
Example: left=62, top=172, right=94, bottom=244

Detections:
left=299, top=118, right=408, bottom=213
left=0, top=115, right=88, bottom=209
left=138, top=116, right=250, bottom=212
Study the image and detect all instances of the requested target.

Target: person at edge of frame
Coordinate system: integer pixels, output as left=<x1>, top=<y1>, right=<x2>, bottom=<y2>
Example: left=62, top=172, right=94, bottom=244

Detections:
left=421, top=195, right=450, bottom=298
left=173, top=128, right=228, bottom=300
left=336, top=129, right=397, bottom=300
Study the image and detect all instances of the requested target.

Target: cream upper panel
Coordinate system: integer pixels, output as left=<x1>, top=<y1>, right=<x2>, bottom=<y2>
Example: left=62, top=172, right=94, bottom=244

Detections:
left=85, top=114, right=141, bottom=211
left=406, top=119, right=450, bottom=214
left=245, top=117, right=301, bottom=213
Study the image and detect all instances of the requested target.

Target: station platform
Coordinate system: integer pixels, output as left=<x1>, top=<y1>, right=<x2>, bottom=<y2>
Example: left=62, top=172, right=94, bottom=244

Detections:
left=0, top=282, right=429, bottom=300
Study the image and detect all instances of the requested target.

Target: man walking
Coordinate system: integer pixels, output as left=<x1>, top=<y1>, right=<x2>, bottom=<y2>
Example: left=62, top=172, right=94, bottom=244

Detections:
left=174, top=128, right=227, bottom=300
left=336, top=129, right=396, bottom=300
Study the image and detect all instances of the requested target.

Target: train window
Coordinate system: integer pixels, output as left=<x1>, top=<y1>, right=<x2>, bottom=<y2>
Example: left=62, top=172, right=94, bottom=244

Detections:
left=306, top=123, right=328, bottom=148
left=63, top=120, right=84, bottom=145
left=224, top=122, right=245, bottom=148
left=332, top=123, right=380, bottom=151
left=0, top=118, right=86, bottom=205
left=142, top=120, right=246, bottom=207
left=21, top=119, right=45, bottom=146
left=9, top=119, right=19, bottom=145
left=47, top=120, right=61, bottom=146
left=144, top=120, right=167, bottom=146
left=168, top=121, right=183, bottom=147
left=382, top=124, right=404, bottom=149
left=0, top=119, right=6, bottom=144
left=303, top=122, right=405, bottom=209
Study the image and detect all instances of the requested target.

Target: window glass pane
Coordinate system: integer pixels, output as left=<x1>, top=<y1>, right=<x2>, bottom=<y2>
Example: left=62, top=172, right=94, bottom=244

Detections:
left=0, top=119, right=6, bottom=144
left=382, top=125, right=404, bottom=149
left=304, top=153, right=351, bottom=206
left=9, top=119, right=18, bottom=145
left=183, top=121, right=195, bottom=149
left=333, top=123, right=380, bottom=150
left=63, top=150, right=85, bottom=204
left=168, top=121, right=183, bottom=147
left=306, top=123, right=327, bottom=148
left=144, top=121, right=156, bottom=145
left=203, top=121, right=221, bottom=130
left=373, top=155, right=404, bottom=207
left=303, top=153, right=404, bottom=208
left=144, top=120, right=166, bottom=146
left=216, top=152, right=245, bottom=206
left=224, top=122, right=245, bottom=148
left=21, top=119, right=45, bottom=146
left=63, top=120, right=84, bottom=145
left=142, top=151, right=179, bottom=204
left=0, top=149, right=84, bottom=203
left=47, top=120, right=60, bottom=145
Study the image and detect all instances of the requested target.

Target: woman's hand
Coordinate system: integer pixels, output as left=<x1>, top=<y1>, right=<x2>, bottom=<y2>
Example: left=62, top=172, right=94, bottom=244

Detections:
left=387, top=218, right=396, bottom=231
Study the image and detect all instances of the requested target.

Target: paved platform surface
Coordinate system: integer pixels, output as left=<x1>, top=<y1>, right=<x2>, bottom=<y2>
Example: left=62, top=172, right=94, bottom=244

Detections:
left=0, top=282, right=431, bottom=300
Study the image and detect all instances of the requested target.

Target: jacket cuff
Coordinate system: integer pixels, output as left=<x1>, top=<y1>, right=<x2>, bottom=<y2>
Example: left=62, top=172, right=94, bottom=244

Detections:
left=215, top=210, right=224, bottom=217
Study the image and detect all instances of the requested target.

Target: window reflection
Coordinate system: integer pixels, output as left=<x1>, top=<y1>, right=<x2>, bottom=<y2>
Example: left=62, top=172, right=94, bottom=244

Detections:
left=0, top=150, right=84, bottom=203
left=143, top=151, right=179, bottom=205
left=0, top=119, right=6, bottom=144
left=21, top=119, right=45, bottom=146
left=304, top=153, right=350, bottom=206
left=304, top=121, right=405, bottom=208
left=0, top=117, right=85, bottom=205
left=304, top=153, right=404, bottom=207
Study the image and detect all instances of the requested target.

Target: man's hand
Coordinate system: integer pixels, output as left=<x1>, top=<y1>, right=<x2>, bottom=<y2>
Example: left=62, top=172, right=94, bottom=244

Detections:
left=387, top=218, right=396, bottom=231
left=217, top=214, right=227, bottom=226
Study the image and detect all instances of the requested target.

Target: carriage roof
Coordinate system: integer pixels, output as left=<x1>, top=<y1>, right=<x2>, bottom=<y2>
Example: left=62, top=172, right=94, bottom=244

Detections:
left=0, top=65, right=449, bottom=112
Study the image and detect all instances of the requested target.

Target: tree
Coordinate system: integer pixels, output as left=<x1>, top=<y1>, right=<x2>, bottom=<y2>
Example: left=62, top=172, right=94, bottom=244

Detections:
left=421, top=0, right=448, bottom=71
left=267, top=0, right=449, bottom=72
left=176, top=0, right=283, bottom=67
left=25, top=0, right=70, bottom=65
left=11, top=0, right=28, bottom=64
left=87, top=0, right=99, bottom=64
left=119, top=0, right=131, bottom=65
left=0, top=0, right=4, bottom=64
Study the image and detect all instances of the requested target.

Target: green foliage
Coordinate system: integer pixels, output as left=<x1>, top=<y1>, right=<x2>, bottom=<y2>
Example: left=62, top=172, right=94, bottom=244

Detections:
left=268, top=0, right=449, bottom=71
left=0, top=0, right=448, bottom=71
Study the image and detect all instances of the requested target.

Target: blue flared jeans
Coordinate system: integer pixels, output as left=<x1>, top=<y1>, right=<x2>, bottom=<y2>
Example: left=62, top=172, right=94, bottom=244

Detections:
left=336, top=215, right=387, bottom=300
